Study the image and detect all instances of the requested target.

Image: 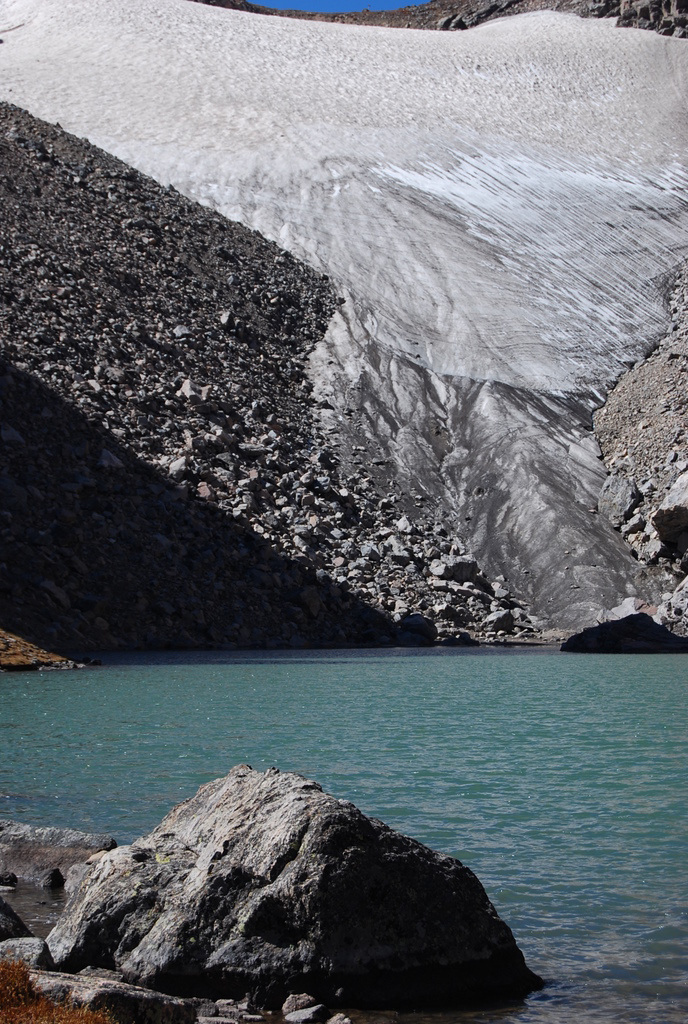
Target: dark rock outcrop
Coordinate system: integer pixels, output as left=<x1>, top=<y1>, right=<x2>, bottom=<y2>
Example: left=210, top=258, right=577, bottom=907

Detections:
left=561, top=612, right=688, bottom=652
left=48, top=766, right=542, bottom=1009
left=0, top=894, right=31, bottom=940
left=0, top=820, right=116, bottom=883
left=651, top=471, right=688, bottom=542
left=617, top=0, right=688, bottom=36
left=192, top=0, right=688, bottom=38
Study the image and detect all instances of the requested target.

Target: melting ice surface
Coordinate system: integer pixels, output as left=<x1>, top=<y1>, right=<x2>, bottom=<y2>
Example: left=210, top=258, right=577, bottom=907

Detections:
left=1, top=0, right=688, bottom=624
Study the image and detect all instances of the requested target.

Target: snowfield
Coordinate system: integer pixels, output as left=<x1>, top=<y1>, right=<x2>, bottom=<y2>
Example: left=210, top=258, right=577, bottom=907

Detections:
left=2, top=0, right=688, bottom=625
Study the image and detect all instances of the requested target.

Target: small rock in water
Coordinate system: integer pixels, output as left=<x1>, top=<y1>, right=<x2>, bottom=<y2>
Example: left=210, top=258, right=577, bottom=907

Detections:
left=284, top=1007, right=330, bottom=1024
left=282, top=995, right=319, bottom=1014
left=37, top=867, right=65, bottom=890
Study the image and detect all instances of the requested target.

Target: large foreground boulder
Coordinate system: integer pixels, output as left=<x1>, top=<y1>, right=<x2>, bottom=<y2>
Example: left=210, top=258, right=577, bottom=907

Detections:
left=561, top=612, right=688, bottom=653
left=48, top=766, right=542, bottom=1008
left=0, top=820, right=117, bottom=884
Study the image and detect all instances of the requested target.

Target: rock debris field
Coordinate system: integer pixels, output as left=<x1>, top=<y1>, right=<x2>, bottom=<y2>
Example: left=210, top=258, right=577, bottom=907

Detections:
left=2, top=0, right=688, bottom=653
left=0, top=104, right=532, bottom=652
left=595, top=263, right=688, bottom=634
left=3, top=0, right=688, bottom=635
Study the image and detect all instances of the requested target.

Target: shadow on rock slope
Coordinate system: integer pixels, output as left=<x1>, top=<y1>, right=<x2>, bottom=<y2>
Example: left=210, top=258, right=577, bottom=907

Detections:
left=0, top=362, right=392, bottom=651
left=0, top=104, right=388, bottom=651
left=1, top=104, right=534, bottom=650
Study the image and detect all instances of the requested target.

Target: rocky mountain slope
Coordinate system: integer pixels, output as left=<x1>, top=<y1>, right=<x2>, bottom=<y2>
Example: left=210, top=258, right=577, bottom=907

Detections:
left=0, top=103, right=532, bottom=651
left=595, top=263, right=688, bottom=633
left=190, top=0, right=687, bottom=38
left=2, top=0, right=688, bottom=642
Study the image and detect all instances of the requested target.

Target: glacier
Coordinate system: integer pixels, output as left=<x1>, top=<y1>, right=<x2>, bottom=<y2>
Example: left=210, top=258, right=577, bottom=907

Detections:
left=1, top=0, right=688, bottom=626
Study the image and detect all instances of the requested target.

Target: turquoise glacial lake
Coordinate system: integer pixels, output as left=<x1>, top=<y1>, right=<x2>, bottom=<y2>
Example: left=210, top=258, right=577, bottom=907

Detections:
left=1, top=648, right=687, bottom=1023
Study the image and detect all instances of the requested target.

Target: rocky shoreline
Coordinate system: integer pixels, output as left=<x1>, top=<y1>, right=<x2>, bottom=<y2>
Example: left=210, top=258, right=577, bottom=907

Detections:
left=1, top=769, right=543, bottom=1021
left=0, top=629, right=81, bottom=671
left=0, top=102, right=545, bottom=654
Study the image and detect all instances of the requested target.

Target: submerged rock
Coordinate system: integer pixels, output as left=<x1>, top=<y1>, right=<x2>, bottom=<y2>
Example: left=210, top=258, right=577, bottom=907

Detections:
left=560, top=612, right=688, bottom=653
left=48, top=766, right=542, bottom=1009
left=0, top=820, right=117, bottom=884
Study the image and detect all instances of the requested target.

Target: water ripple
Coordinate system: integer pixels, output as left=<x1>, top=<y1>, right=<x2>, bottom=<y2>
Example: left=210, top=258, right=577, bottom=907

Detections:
left=1, top=648, right=686, bottom=1022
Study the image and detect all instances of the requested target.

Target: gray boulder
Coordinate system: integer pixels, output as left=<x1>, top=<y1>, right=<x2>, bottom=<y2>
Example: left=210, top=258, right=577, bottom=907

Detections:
left=561, top=612, right=688, bottom=653
left=482, top=609, right=514, bottom=633
left=448, top=556, right=480, bottom=583
left=0, top=820, right=117, bottom=883
left=282, top=994, right=318, bottom=1014
left=48, top=766, right=542, bottom=1009
left=32, top=969, right=195, bottom=1024
left=398, top=613, right=438, bottom=641
left=0, top=936, right=55, bottom=969
left=0, top=894, right=32, bottom=940
left=651, top=471, right=688, bottom=542
left=285, top=1006, right=329, bottom=1024
left=428, top=556, right=478, bottom=583
left=598, top=474, right=641, bottom=527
